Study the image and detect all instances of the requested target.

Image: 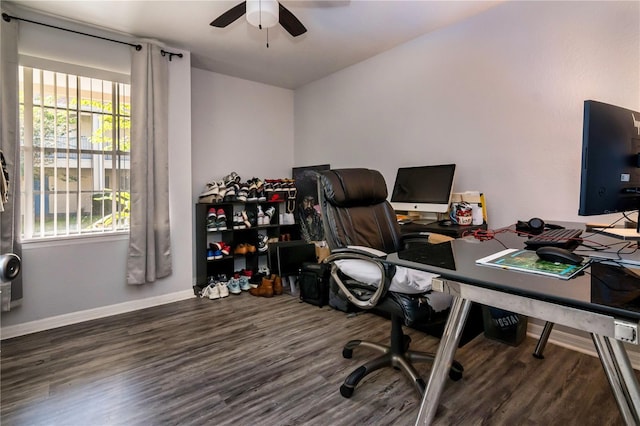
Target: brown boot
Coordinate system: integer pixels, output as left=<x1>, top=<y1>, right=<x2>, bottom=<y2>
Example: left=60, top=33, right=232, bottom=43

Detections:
left=272, top=274, right=283, bottom=295
left=249, top=277, right=274, bottom=297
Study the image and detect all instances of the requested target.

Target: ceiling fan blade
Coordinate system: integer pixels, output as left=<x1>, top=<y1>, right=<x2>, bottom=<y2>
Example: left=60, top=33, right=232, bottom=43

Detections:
left=278, top=3, right=307, bottom=37
left=210, top=2, right=247, bottom=27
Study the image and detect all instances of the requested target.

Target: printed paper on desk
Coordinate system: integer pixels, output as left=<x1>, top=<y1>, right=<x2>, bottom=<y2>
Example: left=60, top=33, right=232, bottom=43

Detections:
left=476, top=248, right=590, bottom=280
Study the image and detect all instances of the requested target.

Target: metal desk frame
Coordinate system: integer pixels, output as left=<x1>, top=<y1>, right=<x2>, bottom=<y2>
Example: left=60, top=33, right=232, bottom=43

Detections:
left=414, top=277, right=640, bottom=425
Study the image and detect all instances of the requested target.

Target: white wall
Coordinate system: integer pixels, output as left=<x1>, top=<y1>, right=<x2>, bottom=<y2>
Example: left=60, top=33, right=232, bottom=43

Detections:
left=294, top=0, right=640, bottom=229
left=1, top=8, right=194, bottom=333
left=190, top=68, right=294, bottom=200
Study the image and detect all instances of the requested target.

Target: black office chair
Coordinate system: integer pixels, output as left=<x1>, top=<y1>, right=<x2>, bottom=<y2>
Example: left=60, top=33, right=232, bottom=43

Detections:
left=317, top=168, right=469, bottom=398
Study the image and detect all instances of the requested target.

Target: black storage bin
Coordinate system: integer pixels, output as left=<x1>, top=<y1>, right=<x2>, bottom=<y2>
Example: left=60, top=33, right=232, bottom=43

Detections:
left=268, top=241, right=316, bottom=277
left=298, top=262, right=330, bottom=307
left=482, top=306, right=528, bottom=346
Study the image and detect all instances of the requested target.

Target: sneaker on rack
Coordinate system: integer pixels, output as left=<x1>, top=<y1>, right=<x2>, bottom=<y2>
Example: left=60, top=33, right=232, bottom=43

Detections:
left=247, top=180, right=258, bottom=202
left=219, top=241, right=231, bottom=256
left=224, top=184, right=237, bottom=202
left=206, top=208, right=217, bottom=231
left=198, top=181, right=219, bottom=203
left=258, top=265, right=270, bottom=276
left=264, top=206, right=276, bottom=224
left=216, top=208, right=227, bottom=231
left=237, top=183, right=249, bottom=202
left=216, top=181, right=226, bottom=203
left=257, top=186, right=267, bottom=202
left=256, top=205, right=266, bottom=226
left=257, top=233, right=269, bottom=253
left=264, top=179, right=274, bottom=193
left=224, top=172, right=238, bottom=188
left=227, top=277, right=242, bottom=295
left=208, top=243, right=224, bottom=259
left=242, top=210, right=252, bottom=228
left=233, top=212, right=245, bottom=229
left=234, top=243, right=248, bottom=255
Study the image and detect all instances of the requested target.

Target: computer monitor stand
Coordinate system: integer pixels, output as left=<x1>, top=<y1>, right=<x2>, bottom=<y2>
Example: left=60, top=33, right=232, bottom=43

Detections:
left=409, top=212, right=439, bottom=225
left=595, top=228, right=640, bottom=241
left=594, top=213, right=640, bottom=241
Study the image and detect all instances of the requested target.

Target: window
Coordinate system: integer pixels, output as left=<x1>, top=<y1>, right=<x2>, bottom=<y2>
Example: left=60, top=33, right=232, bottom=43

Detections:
left=19, top=65, right=131, bottom=239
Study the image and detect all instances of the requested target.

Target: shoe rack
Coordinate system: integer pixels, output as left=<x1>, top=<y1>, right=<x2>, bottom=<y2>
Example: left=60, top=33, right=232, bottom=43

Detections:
left=195, top=201, right=301, bottom=289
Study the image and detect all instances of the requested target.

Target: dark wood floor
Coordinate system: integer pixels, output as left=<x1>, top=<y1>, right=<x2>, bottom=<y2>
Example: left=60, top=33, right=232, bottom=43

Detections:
left=1, top=292, right=633, bottom=425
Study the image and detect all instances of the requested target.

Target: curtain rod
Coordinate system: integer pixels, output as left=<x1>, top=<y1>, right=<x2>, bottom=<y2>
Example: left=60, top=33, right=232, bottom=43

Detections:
left=2, top=13, right=184, bottom=60
left=2, top=12, right=142, bottom=50
left=2, top=13, right=185, bottom=60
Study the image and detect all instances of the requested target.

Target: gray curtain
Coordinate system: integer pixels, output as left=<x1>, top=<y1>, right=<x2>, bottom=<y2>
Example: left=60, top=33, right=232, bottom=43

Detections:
left=0, top=13, right=23, bottom=310
left=126, top=42, right=172, bottom=284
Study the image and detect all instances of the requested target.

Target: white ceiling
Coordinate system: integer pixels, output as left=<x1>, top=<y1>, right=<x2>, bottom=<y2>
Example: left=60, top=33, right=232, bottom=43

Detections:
left=5, top=0, right=502, bottom=89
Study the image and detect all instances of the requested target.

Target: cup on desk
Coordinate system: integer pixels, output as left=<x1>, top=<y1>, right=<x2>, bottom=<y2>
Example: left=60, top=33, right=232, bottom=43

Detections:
left=451, top=202, right=473, bottom=225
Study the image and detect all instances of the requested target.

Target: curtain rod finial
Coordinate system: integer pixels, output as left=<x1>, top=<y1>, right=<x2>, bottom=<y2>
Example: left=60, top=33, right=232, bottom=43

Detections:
left=135, top=44, right=142, bottom=51
left=2, top=13, right=12, bottom=22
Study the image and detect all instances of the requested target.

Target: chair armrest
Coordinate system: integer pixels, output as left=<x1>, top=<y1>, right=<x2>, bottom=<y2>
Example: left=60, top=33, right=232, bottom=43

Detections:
left=323, top=249, right=395, bottom=310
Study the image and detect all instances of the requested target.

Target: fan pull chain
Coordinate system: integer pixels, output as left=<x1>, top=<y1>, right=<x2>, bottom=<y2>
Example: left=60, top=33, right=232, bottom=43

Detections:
left=266, top=27, right=269, bottom=48
left=259, top=0, right=263, bottom=29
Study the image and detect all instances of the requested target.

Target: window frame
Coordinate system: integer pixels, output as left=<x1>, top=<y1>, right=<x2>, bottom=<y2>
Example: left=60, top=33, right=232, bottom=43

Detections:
left=19, top=55, right=131, bottom=242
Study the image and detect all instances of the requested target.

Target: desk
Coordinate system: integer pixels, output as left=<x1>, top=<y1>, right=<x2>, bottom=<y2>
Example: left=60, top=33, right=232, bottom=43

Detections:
left=386, top=224, right=640, bottom=425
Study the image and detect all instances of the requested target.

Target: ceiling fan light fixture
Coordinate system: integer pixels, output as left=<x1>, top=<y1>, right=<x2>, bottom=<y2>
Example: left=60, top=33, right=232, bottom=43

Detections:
left=246, top=0, right=279, bottom=29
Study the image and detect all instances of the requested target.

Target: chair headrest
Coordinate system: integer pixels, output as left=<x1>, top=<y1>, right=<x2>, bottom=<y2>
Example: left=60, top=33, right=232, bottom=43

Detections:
left=319, top=168, right=388, bottom=207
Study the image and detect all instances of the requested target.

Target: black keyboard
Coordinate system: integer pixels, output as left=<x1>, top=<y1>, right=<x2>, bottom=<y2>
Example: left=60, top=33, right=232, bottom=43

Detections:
left=524, top=228, right=583, bottom=250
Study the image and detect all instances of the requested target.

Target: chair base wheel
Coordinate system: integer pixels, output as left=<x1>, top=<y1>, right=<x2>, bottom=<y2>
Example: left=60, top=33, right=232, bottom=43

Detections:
left=343, top=348, right=353, bottom=359
left=340, top=384, right=354, bottom=398
left=449, top=360, right=464, bottom=381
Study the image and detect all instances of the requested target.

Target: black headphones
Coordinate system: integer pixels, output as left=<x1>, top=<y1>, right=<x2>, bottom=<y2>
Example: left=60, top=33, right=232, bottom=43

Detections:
left=516, top=217, right=563, bottom=235
left=516, top=217, right=564, bottom=235
left=516, top=217, right=545, bottom=234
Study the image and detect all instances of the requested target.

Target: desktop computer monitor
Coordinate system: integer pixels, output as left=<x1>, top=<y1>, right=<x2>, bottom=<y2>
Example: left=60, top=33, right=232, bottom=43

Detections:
left=390, top=164, right=456, bottom=218
left=579, top=100, right=640, bottom=237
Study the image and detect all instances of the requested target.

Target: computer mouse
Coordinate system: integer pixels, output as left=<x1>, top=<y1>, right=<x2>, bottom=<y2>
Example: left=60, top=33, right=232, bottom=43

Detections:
left=536, top=246, right=584, bottom=265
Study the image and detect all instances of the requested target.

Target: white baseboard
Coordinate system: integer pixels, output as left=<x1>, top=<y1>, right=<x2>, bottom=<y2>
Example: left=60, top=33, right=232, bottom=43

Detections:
left=1, top=290, right=196, bottom=340
left=527, top=322, right=640, bottom=370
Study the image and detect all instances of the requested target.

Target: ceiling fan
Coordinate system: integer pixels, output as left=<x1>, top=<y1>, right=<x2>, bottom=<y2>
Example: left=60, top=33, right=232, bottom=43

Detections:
left=210, top=0, right=307, bottom=37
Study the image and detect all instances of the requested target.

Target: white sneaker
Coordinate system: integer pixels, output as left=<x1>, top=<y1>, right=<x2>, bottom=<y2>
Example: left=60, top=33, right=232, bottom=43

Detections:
left=264, top=206, right=276, bottom=224
left=217, top=281, right=230, bottom=298
left=206, top=283, right=221, bottom=300
left=198, top=181, right=219, bottom=203
left=257, top=205, right=266, bottom=225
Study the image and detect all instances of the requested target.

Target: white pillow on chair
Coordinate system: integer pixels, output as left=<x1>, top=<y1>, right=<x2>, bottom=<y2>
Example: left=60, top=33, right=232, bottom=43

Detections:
left=333, top=245, right=452, bottom=311
left=333, top=246, right=452, bottom=312
left=333, top=245, right=435, bottom=293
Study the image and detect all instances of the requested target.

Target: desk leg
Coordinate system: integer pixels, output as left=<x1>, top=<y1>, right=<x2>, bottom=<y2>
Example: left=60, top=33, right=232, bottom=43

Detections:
left=592, top=334, right=640, bottom=425
left=415, top=296, right=472, bottom=426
